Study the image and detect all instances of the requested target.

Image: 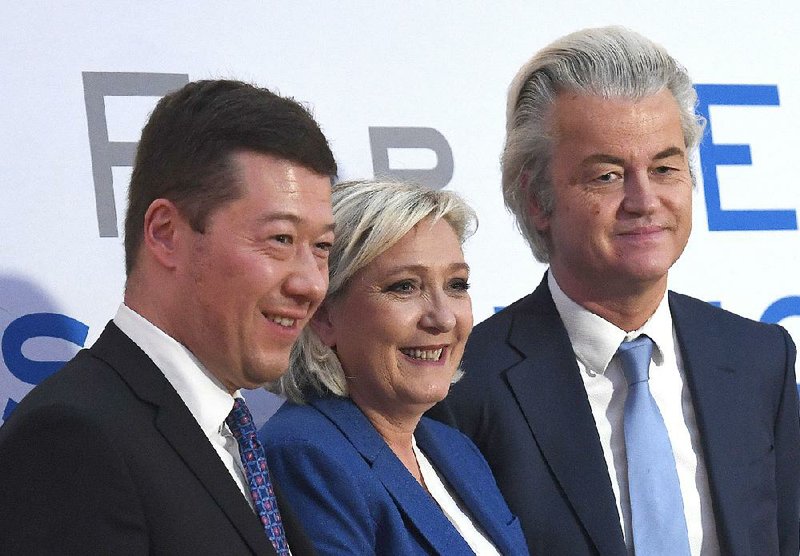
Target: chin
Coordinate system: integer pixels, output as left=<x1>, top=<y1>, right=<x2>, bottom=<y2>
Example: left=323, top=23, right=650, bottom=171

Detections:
left=618, top=257, right=675, bottom=281
left=420, top=383, right=454, bottom=405
left=246, top=361, right=291, bottom=388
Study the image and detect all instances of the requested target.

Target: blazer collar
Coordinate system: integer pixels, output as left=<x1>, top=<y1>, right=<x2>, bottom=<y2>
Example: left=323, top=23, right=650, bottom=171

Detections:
left=414, top=419, right=517, bottom=555
left=310, top=396, right=476, bottom=555
left=504, top=275, right=627, bottom=555
left=90, top=322, right=276, bottom=556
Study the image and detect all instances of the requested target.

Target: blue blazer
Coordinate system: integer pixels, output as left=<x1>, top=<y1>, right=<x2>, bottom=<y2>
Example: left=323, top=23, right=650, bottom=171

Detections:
left=429, top=274, right=800, bottom=555
left=259, top=396, right=528, bottom=555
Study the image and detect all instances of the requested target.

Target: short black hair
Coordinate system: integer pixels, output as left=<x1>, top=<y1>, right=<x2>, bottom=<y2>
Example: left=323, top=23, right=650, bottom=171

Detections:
left=124, top=79, right=337, bottom=275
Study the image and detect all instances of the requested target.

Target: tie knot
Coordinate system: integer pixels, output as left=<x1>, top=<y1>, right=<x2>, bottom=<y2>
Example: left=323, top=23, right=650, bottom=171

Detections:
left=226, top=397, right=257, bottom=439
left=617, top=335, right=654, bottom=386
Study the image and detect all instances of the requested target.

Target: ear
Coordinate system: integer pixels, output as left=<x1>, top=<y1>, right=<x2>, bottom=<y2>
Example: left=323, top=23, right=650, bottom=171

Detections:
left=309, top=303, right=337, bottom=347
left=528, top=194, right=551, bottom=233
left=142, top=198, right=188, bottom=270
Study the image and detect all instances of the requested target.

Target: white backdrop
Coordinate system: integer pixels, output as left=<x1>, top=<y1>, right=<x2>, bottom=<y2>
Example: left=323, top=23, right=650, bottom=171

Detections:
left=2, top=1, right=799, bottom=424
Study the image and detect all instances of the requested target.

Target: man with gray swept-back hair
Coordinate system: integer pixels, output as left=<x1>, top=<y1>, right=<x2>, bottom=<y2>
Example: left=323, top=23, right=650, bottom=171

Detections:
left=430, top=26, right=799, bottom=555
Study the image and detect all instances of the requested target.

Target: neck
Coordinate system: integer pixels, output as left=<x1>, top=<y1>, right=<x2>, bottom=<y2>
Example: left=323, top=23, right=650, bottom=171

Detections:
left=552, top=270, right=667, bottom=332
left=124, top=268, right=177, bottom=331
left=124, top=285, right=177, bottom=341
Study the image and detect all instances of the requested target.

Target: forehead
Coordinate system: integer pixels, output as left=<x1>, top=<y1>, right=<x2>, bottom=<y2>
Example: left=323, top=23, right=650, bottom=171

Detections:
left=233, top=151, right=329, bottom=195
left=548, top=90, right=685, bottom=153
left=227, top=150, right=333, bottom=221
left=363, top=219, right=465, bottom=272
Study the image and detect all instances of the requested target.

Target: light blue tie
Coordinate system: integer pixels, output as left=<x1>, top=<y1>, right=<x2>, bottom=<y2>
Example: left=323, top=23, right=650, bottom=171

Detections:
left=618, top=336, right=690, bottom=555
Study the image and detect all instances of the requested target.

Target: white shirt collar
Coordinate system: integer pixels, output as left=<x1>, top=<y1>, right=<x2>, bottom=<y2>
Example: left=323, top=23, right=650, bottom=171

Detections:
left=113, top=303, right=238, bottom=436
left=547, top=271, right=673, bottom=376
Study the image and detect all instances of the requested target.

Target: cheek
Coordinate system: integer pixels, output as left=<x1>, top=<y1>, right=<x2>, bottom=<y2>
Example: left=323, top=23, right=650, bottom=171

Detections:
left=554, top=194, right=605, bottom=233
left=457, top=301, right=474, bottom=334
left=663, top=191, right=693, bottom=237
left=667, top=182, right=692, bottom=209
left=337, top=312, right=397, bottom=363
left=377, top=319, right=412, bottom=351
left=680, top=193, right=693, bottom=221
left=588, top=193, right=618, bottom=219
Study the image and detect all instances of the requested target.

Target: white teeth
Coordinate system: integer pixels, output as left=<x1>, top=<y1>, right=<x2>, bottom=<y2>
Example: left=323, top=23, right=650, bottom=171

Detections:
left=266, top=315, right=296, bottom=327
left=400, top=348, right=443, bottom=361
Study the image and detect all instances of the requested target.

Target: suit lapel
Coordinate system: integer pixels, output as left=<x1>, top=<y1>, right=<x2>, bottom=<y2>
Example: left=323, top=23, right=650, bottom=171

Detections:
left=91, top=323, right=276, bottom=556
left=669, top=293, right=744, bottom=551
left=414, top=420, right=514, bottom=555
left=505, top=279, right=626, bottom=555
left=153, top=401, right=277, bottom=556
left=312, top=397, right=473, bottom=555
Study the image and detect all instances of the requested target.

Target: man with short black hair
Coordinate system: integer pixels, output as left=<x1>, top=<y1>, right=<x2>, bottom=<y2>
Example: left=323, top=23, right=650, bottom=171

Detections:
left=0, top=79, right=337, bottom=555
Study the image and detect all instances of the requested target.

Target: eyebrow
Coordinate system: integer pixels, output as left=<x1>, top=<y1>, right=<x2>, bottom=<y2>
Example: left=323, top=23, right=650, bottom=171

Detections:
left=257, top=212, right=336, bottom=233
left=386, top=262, right=471, bottom=275
left=582, top=146, right=686, bottom=166
left=652, top=146, right=686, bottom=161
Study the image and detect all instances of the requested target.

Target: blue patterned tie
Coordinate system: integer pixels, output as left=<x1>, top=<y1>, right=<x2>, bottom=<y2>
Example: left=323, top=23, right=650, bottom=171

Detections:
left=618, top=336, right=690, bottom=555
left=226, top=397, right=290, bottom=555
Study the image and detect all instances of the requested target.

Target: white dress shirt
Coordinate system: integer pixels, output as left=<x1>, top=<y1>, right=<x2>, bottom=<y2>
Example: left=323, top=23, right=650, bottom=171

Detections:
left=548, top=272, right=720, bottom=555
left=113, top=304, right=253, bottom=509
left=412, top=436, right=501, bottom=556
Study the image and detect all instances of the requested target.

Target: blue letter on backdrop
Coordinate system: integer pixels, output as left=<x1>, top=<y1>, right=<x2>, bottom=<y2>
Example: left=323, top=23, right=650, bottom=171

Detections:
left=2, top=313, right=89, bottom=386
left=695, top=84, right=797, bottom=231
left=2, top=313, right=89, bottom=419
left=761, top=296, right=800, bottom=325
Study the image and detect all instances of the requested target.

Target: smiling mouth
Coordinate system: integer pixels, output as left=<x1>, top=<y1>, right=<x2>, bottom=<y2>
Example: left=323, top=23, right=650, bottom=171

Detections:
left=265, top=314, right=297, bottom=328
left=399, top=348, right=444, bottom=361
left=619, top=223, right=667, bottom=236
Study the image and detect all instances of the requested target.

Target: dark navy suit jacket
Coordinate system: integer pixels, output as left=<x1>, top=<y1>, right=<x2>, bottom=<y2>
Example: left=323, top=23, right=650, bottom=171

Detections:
left=0, top=322, right=314, bottom=556
left=429, top=275, right=800, bottom=555
left=259, top=396, right=529, bottom=555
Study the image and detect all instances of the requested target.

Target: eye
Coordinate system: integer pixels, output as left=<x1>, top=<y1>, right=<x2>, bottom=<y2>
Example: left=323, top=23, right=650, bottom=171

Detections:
left=273, top=234, right=293, bottom=245
left=594, top=172, right=620, bottom=184
left=385, top=280, right=417, bottom=294
left=314, top=241, right=333, bottom=253
left=652, top=165, right=675, bottom=175
left=448, top=278, right=471, bottom=292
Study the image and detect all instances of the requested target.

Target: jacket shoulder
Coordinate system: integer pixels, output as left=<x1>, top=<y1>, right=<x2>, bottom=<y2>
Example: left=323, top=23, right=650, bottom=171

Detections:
left=260, top=401, right=332, bottom=443
left=8, top=347, right=137, bottom=424
left=471, top=291, right=536, bottom=337
left=669, top=290, right=792, bottom=343
left=464, top=291, right=540, bottom=367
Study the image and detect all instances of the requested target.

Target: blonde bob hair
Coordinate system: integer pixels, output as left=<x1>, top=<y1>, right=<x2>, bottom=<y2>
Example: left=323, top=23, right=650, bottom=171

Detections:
left=270, top=179, right=477, bottom=404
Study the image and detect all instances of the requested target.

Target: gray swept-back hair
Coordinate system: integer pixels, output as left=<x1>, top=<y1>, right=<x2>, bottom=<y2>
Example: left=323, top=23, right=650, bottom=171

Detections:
left=503, top=26, right=705, bottom=262
left=270, top=179, right=477, bottom=404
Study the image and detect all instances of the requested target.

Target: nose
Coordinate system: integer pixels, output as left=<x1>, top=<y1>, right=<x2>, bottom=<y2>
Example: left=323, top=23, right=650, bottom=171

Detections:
left=621, top=170, right=658, bottom=216
left=420, top=291, right=457, bottom=333
left=283, top=246, right=328, bottom=305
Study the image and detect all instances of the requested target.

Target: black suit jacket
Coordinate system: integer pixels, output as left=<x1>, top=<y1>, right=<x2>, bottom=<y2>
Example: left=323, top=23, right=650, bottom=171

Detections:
left=429, top=275, right=800, bottom=555
left=0, top=322, right=315, bottom=556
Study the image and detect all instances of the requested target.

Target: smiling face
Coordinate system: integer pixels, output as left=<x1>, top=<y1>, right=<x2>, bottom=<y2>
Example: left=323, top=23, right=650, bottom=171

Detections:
left=533, top=90, right=693, bottom=303
left=314, top=217, right=473, bottom=420
left=173, top=151, right=334, bottom=392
